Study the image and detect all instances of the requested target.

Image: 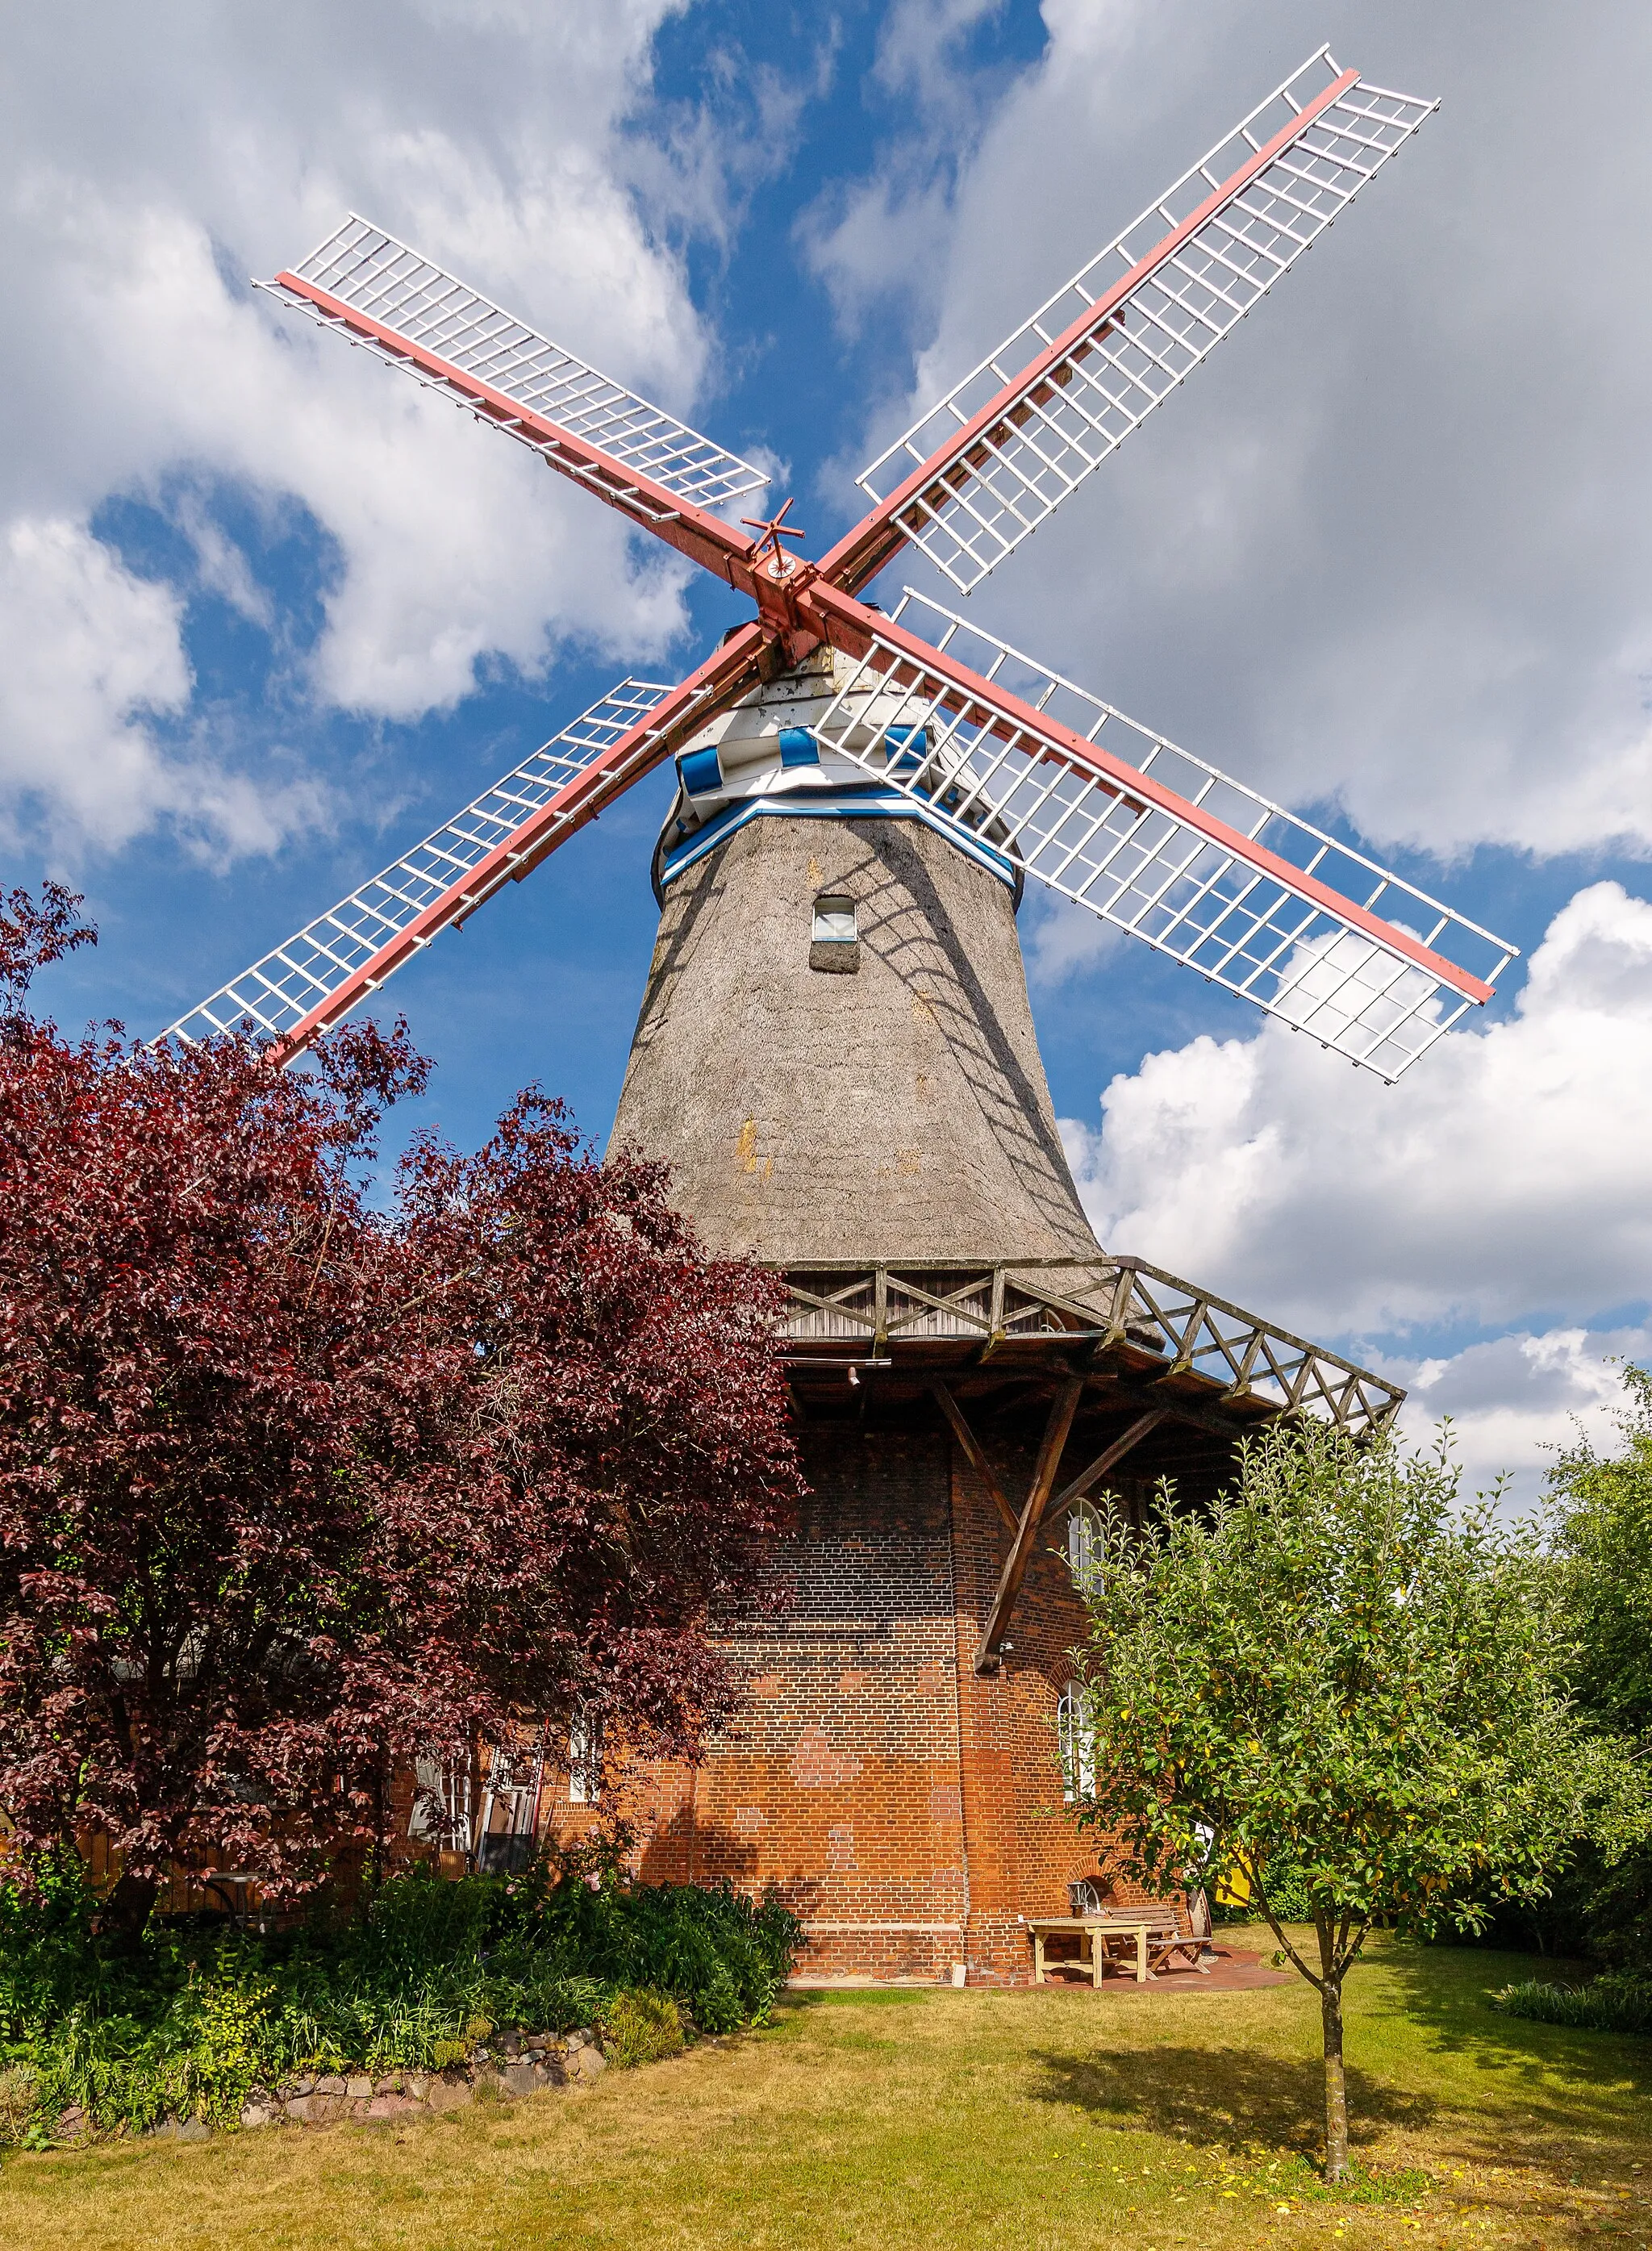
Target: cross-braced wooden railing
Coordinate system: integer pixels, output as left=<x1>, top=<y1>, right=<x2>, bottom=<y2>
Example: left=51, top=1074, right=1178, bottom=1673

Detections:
left=777, top=1255, right=1402, bottom=1438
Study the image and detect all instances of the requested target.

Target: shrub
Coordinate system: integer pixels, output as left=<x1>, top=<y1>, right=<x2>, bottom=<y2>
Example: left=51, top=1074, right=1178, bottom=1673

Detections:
left=603, top=1988, right=686, bottom=2068
left=0, top=1858, right=800, bottom=2140
left=1490, top=1973, right=1652, bottom=2035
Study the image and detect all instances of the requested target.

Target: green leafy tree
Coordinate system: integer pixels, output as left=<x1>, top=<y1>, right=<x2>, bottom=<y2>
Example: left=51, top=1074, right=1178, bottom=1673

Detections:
left=1066, top=1418, right=1646, bottom=2179
left=1542, top=1364, right=1652, bottom=1960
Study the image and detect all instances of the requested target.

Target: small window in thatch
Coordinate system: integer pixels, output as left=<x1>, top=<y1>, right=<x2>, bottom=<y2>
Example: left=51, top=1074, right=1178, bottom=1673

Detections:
left=810, top=895, right=860, bottom=974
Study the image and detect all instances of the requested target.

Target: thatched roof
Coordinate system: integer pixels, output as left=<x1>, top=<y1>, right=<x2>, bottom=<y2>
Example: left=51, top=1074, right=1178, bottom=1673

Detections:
left=608, top=807, right=1099, bottom=1266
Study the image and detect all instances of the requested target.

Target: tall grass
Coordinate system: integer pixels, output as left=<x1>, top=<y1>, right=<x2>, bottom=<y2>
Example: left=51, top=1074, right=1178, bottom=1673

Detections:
left=1490, top=1973, right=1652, bottom=2035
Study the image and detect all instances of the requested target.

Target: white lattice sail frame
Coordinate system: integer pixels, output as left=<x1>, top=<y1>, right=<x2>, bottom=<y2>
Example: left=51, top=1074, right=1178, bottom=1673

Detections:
left=264, top=216, right=770, bottom=516
left=166, top=681, right=674, bottom=1046
left=857, top=48, right=1435, bottom=594
left=809, top=591, right=1516, bottom=1080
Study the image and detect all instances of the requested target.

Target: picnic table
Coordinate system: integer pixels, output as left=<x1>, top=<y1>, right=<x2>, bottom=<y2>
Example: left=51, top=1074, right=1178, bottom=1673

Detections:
left=1028, top=1915, right=1213, bottom=1986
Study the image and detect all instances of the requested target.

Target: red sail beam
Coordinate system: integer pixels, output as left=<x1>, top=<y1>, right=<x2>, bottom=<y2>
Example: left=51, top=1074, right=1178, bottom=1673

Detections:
left=269, top=265, right=767, bottom=599
left=803, top=578, right=1496, bottom=1009
left=166, top=624, right=767, bottom=1063
left=822, top=58, right=1437, bottom=596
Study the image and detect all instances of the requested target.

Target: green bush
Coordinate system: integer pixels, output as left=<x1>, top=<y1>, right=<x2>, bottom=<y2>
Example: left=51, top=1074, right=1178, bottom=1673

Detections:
left=603, top=1987, right=686, bottom=2068
left=1490, top=1973, right=1652, bottom=2035
left=0, top=1853, right=801, bottom=2142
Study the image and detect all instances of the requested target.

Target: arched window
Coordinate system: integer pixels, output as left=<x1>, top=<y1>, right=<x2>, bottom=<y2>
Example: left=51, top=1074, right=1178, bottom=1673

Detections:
left=1056, top=1681, right=1096, bottom=1804
left=1067, top=1500, right=1102, bottom=1585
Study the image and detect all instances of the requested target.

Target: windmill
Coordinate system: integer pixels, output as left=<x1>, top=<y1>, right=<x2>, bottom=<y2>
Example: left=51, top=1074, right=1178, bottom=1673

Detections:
left=169, top=50, right=1510, bottom=1978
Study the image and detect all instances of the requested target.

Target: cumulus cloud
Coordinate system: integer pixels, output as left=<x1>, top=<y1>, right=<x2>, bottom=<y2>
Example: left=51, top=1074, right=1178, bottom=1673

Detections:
left=0, top=515, right=321, bottom=860
left=799, top=0, right=1027, bottom=345
left=1061, top=881, right=1652, bottom=1337
left=0, top=1, right=738, bottom=853
left=830, top=0, right=1652, bottom=865
left=1388, top=1322, right=1651, bottom=1514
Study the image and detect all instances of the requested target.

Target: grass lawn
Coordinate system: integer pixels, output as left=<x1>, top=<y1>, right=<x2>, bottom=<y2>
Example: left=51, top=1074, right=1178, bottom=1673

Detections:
left=2, top=1927, right=1646, bottom=2251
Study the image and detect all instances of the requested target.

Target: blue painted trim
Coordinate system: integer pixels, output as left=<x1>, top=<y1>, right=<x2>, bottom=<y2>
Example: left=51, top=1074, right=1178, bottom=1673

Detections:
left=677, top=744, right=723, bottom=798
left=778, top=727, right=820, bottom=768
left=660, top=788, right=1016, bottom=890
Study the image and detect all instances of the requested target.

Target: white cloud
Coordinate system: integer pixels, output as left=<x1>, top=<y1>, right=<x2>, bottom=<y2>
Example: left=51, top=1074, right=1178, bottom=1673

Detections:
left=832, top=0, right=1652, bottom=866
left=1390, top=1322, right=1650, bottom=1515
left=1060, top=881, right=1652, bottom=1337
left=0, top=515, right=315, bottom=859
left=0, top=2, right=730, bottom=852
left=799, top=0, right=1029, bottom=344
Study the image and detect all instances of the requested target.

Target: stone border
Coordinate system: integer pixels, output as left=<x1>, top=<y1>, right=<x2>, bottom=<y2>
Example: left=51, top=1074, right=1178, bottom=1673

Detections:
left=131, top=2030, right=607, bottom=2141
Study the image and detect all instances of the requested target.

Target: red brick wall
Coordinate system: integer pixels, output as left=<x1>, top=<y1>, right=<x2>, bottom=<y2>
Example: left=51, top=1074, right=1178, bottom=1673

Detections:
left=540, top=1416, right=1184, bottom=1985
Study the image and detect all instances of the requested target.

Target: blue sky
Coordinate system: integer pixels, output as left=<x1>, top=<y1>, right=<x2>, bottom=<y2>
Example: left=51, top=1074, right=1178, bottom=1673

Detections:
left=6, top=0, right=1652, bottom=1501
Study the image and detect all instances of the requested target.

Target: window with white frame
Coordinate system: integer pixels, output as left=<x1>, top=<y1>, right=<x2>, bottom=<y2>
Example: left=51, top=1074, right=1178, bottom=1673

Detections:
left=1066, top=1500, right=1102, bottom=1584
left=1056, top=1681, right=1096, bottom=1805
left=408, top=1756, right=473, bottom=1848
left=569, top=1709, right=604, bottom=1805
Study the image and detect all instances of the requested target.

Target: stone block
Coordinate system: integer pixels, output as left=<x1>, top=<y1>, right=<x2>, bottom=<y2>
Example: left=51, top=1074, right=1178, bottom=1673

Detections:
left=574, top=2046, right=607, bottom=2082
left=425, top=2074, right=472, bottom=2114
left=345, top=2075, right=373, bottom=2099
left=365, top=2093, right=417, bottom=2121
left=315, top=2075, right=346, bottom=2097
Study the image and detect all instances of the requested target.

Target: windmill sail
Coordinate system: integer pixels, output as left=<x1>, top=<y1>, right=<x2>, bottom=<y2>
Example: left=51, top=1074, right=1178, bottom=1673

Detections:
left=834, top=50, right=1435, bottom=597
left=166, top=681, right=671, bottom=1048
left=165, top=626, right=770, bottom=1054
left=806, top=587, right=1515, bottom=1081
left=264, top=217, right=767, bottom=578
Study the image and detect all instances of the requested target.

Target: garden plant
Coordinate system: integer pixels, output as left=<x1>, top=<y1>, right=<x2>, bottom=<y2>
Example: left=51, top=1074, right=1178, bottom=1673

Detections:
left=0, top=1844, right=799, bottom=2140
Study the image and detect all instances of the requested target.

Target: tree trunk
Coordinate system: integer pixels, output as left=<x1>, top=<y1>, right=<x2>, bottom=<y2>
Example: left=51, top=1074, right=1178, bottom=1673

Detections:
left=102, top=1869, right=160, bottom=1946
left=1321, top=1977, right=1350, bottom=2181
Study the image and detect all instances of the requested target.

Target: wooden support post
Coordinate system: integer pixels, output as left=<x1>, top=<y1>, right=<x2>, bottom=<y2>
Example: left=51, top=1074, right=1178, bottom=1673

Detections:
left=1047, top=1407, right=1169, bottom=1518
left=976, top=1401, right=1166, bottom=1673
left=931, top=1380, right=1019, bottom=1534
left=975, top=1377, right=1084, bottom=1669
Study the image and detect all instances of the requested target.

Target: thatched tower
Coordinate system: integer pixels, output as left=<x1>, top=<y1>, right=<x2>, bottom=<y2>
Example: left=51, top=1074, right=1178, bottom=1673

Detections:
left=592, top=654, right=1399, bottom=1986
left=610, top=804, right=1096, bottom=1267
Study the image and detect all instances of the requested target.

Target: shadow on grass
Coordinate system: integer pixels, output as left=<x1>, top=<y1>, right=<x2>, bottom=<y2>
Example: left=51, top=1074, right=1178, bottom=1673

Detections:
left=1374, top=1941, right=1649, bottom=2161
left=1028, top=2041, right=1434, bottom=2154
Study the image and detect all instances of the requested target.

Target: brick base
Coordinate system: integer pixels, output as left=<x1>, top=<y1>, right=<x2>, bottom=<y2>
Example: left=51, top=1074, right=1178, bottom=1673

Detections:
left=546, top=1422, right=1187, bottom=1985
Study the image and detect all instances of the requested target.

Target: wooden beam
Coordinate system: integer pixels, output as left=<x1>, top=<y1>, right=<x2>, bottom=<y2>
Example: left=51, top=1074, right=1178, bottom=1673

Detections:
left=930, top=1381, right=1018, bottom=1534
left=1048, top=1407, right=1170, bottom=1518
left=975, top=1377, right=1085, bottom=1670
